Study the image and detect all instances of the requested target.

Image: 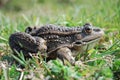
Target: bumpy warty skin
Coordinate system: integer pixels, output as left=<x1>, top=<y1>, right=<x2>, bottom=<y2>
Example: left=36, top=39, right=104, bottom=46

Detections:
left=9, top=23, right=104, bottom=65
left=26, top=25, right=82, bottom=52
left=26, top=24, right=103, bottom=54
left=9, top=32, right=47, bottom=57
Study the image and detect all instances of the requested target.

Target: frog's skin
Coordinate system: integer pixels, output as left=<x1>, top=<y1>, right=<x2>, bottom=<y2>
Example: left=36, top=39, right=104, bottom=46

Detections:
left=9, top=23, right=104, bottom=65
left=9, top=32, right=47, bottom=57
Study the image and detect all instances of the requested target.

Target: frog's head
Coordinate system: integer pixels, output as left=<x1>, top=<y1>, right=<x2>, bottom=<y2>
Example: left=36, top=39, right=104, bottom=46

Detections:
left=73, top=23, right=104, bottom=51
left=82, top=23, right=104, bottom=41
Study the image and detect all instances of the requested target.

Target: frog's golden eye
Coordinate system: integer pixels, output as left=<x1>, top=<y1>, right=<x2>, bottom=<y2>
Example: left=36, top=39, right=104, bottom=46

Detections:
left=83, top=23, right=92, bottom=34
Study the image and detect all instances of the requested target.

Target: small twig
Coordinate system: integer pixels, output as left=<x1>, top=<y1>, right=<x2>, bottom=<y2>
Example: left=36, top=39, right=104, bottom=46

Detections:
left=82, top=57, right=104, bottom=64
left=1, top=62, right=9, bottom=80
left=19, top=71, right=24, bottom=80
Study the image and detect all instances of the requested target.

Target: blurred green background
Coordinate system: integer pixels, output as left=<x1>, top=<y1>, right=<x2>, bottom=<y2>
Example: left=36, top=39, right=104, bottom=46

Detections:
left=0, top=0, right=119, bottom=27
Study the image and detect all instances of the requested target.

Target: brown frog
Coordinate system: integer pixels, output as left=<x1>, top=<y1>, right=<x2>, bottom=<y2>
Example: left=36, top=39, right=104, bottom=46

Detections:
left=9, top=23, right=104, bottom=65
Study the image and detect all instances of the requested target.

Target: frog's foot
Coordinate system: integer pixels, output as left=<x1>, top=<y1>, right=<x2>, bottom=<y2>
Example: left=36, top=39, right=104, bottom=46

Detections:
left=9, top=32, right=47, bottom=57
left=75, top=60, right=84, bottom=66
left=56, top=47, right=75, bottom=65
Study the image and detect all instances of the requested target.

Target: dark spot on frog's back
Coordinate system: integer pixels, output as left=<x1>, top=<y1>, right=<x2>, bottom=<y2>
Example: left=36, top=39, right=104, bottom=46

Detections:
left=25, top=27, right=32, bottom=33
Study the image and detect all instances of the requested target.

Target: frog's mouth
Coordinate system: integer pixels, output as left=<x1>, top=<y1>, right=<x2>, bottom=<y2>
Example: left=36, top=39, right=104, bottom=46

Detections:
left=74, top=37, right=100, bottom=46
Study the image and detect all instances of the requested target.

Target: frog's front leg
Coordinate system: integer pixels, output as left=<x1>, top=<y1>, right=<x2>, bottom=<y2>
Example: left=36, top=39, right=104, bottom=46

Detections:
left=56, top=47, right=75, bottom=65
left=9, top=32, right=47, bottom=57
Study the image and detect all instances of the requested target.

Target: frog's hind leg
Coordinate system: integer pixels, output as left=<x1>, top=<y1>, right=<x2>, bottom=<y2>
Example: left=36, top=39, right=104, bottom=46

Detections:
left=9, top=32, right=47, bottom=57
left=56, top=47, right=75, bottom=65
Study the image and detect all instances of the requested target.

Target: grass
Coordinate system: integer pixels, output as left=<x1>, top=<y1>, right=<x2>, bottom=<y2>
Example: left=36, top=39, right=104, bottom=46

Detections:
left=0, top=0, right=120, bottom=80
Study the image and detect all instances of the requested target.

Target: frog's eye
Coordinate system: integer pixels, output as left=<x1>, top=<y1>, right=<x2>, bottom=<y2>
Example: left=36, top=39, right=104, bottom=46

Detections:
left=83, top=23, right=92, bottom=34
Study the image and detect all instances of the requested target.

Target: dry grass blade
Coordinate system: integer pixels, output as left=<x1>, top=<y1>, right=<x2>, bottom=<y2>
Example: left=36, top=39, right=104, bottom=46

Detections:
left=0, top=61, right=9, bottom=80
